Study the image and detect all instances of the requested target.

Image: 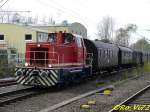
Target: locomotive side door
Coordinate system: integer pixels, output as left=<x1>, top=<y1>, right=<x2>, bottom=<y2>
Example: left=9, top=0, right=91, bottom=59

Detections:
left=75, top=36, right=84, bottom=65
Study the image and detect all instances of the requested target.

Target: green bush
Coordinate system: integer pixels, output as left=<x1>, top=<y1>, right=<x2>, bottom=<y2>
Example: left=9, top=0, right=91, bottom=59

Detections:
left=143, top=62, right=150, bottom=73
left=0, top=59, right=15, bottom=78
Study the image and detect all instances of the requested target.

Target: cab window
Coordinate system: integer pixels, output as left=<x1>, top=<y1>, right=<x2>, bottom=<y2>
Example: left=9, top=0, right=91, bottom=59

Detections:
left=48, top=33, right=56, bottom=42
left=63, top=33, right=74, bottom=44
left=76, top=37, right=82, bottom=47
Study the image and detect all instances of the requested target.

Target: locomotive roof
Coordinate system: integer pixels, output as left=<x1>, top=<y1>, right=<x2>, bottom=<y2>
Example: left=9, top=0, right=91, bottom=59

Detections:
left=118, top=46, right=133, bottom=52
left=73, top=34, right=83, bottom=38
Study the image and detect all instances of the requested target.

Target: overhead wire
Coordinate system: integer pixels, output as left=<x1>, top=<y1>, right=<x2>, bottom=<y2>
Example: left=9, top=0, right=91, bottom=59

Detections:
left=0, top=0, right=5, bottom=3
left=0, top=0, right=9, bottom=8
left=0, top=11, right=31, bottom=12
left=33, top=0, right=96, bottom=26
left=49, top=0, right=96, bottom=24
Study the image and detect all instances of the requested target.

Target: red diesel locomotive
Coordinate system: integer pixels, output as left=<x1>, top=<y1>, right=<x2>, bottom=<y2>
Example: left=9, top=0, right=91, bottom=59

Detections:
left=15, top=32, right=93, bottom=87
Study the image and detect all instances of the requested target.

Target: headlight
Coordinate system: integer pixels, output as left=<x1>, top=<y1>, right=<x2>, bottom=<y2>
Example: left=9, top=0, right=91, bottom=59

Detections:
left=16, top=70, right=23, bottom=75
left=48, top=64, right=52, bottom=67
left=37, top=44, right=41, bottom=47
left=25, top=62, right=29, bottom=67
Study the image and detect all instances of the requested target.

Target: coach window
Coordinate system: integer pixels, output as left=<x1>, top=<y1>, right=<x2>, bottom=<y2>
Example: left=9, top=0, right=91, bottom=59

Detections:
left=106, top=50, right=107, bottom=57
left=0, top=35, right=4, bottom=41
left=107, top=50, right=109, bottom=57
left=107, top=50, right=108, bottom=57
left=99, top=49, right=101, bottom=57
left=25, top=34, right=32, bottom=41
left=103, top=50, right=105, bottom=56
left=100, top=49, right=101, bottom=57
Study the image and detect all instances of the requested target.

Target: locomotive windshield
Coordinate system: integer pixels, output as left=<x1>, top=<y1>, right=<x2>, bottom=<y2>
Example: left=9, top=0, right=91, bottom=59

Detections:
left=63, top=33, right=74, bottom=44
left=47, top=33, right=57, bottom=42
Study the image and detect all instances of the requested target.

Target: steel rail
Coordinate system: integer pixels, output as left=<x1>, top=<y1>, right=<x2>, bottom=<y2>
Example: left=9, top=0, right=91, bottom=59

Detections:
left=0, top=78, right=17, bottom=87
left=109, top=84, right=150, bottom=112
left=39, top=85, right=114, bottom=112
left=39, top=67, right=145, bottom=112
left=0, top=87, right=35, bottom=106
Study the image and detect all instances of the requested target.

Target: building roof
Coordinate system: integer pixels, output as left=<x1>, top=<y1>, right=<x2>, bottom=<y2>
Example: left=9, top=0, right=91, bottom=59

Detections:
left=30, top=28, right=49, bottom=33
left=0, top=23, right=49, bottom=33
left=29, top=23, right=71, bottom=27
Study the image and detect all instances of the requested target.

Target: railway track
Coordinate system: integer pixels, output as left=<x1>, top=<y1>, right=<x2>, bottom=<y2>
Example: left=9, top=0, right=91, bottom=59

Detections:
left=0, top=86, right=50, bottom=106
left=0, top=86, right=34, bottom=106
left=0, top=67, right=141, bottom=110
left=39, top=85, right=114, bottom=112
left=0, top=78, right=17, bottom=87
left=38, top=68, right=143, bottom=112
left=109, top=84, right=150, bottom=112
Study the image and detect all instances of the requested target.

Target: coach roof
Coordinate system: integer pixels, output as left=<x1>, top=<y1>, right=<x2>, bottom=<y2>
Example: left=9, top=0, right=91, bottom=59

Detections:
left=118, top=46, right=133, bottom=52
left=93, top=40, right=118, bottom=50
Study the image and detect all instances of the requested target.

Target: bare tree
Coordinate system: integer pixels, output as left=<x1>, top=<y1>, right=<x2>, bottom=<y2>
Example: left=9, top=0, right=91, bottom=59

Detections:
left=33, top=16, right=38, bottom=24
left=97, top=16, right=115, bottom=42
left=115, top=24, right=137, bottom=46
left=12, top=13, right=21, bottom=23
left=27, top=16, right=33, bottom=24
left=48, top=17, right=55, bottom=25
left=42, top=16, right=46, bottom=25
left=6, top=12, right=11, bottom=23
left=0, top=13, right=5, bottom=23
left=0, top=8, right=5, bottom=23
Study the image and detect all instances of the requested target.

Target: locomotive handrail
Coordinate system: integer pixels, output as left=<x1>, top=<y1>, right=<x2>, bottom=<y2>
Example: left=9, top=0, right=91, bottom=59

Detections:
left=14, top=50, right=59, bottom=67
left=14, top=51, right=93, bottom=68
left=86, top=53, right=93, bottom=66
left=14, top=51, right=74, bottom=67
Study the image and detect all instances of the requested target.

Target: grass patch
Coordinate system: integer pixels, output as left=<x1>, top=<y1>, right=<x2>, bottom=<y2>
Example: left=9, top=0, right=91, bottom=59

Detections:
left=142, top=63, right=150, bottom=73
left=0, top=60, right=15, bottom=78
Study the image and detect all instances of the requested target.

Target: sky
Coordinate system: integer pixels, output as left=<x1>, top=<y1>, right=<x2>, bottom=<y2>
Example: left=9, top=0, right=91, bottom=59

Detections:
left=1, top=0, right=150, bottom=43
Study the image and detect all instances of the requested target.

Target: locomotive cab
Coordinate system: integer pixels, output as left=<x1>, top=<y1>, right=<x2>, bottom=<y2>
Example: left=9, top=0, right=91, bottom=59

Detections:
left=24, top=32, right=87, bottom=68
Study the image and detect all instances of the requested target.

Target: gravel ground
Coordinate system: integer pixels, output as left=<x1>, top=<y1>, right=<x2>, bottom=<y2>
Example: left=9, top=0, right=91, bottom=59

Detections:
left=0, top=85, right=31, bottom=94
left=129, top=86, right=150, bottom=105
left=50, top=73, right=150, bottom=112
left=0, top=77, right=14, bottom=82
left=0, top=68, right=147, bottom=112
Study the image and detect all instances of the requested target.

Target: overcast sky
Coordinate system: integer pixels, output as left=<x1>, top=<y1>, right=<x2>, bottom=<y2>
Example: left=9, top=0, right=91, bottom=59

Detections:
left=1, top=0, right=150, bottom=42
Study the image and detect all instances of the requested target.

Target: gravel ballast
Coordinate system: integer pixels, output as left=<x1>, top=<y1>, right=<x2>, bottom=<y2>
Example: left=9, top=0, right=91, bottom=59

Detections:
left=0, top=69, right=149, bottom=112
left=48, top=73, right=150, bottom=112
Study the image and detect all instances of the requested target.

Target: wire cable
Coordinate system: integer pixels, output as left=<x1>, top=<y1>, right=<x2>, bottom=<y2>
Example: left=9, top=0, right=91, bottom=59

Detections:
left=0, top=0, right=5, bottom=3
left=33, top=0, right=96, bottom=25
left=0, top=0, right=9, bottom=8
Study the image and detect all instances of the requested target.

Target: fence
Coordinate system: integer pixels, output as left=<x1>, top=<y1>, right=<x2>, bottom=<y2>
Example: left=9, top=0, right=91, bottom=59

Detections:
left=0, top=51, right=16, bottom=78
